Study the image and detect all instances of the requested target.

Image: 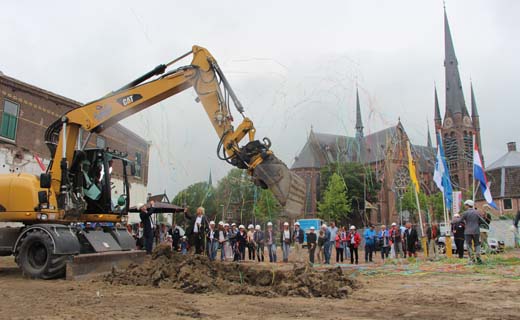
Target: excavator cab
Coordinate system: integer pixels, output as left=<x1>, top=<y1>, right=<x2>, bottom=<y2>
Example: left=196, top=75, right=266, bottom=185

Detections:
left=68, top=148, right=131, bottom=219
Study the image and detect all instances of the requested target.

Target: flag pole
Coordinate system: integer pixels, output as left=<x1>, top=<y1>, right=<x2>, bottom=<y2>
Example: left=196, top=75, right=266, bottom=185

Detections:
left=472, top=134, right=476, bottom=205
left=407, top=140, right=427, bottom=257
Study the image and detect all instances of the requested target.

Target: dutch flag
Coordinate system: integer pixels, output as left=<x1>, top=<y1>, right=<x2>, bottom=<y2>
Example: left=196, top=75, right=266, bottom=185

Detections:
left=473, top=137, right=497, bottom=209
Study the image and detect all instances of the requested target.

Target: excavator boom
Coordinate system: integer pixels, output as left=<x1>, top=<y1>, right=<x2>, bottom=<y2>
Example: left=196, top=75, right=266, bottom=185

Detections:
left=0, top=45, right=304, bottom=279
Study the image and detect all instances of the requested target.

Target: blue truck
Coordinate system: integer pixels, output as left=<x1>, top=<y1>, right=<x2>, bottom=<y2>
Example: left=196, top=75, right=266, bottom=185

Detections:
left=297, top=218, right=323, bottom=246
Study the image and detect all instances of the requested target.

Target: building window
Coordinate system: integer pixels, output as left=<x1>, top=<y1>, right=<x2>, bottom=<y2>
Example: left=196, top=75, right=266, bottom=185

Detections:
left=96, top=136, right=106, bottom=149
left=503, top=198, right=512, bottom=210
left=305, top=175, right=312, bottom=213
left=134, top=152, right=142, bottom=178
left=0, top=100, right=19, bottom=141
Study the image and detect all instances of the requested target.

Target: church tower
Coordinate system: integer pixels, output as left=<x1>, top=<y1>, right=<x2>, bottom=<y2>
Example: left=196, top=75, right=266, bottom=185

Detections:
left=440, top=8, right=479, bottom=193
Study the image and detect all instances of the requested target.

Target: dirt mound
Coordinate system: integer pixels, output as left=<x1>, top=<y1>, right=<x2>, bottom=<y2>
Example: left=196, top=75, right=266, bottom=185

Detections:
left=105, top=244, right=361, bottom=298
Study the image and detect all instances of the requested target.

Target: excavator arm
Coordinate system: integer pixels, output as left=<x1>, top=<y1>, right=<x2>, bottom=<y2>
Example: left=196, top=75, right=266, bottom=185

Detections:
left=46, top=45, right=304, bottom=220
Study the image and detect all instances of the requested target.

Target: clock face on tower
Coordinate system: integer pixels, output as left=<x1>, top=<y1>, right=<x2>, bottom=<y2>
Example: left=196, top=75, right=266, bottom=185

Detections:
left=463, top=116, right=472, bottom=127
left=444, top=117, right=453, bottom=128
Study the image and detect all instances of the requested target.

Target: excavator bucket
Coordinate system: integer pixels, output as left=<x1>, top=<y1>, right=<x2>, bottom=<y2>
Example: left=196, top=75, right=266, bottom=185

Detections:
left=253, top=155, right=305, bottom=218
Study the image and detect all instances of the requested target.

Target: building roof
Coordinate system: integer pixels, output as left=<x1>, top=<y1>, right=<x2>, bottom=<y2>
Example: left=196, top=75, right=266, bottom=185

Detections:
left=487, top=151, right=520, bottom=171
left=292, top=125, right=435, bottom=172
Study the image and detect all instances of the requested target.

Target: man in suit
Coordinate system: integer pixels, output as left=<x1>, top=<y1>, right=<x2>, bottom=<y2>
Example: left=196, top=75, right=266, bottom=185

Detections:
left=139, top=200, right=155, bottom=255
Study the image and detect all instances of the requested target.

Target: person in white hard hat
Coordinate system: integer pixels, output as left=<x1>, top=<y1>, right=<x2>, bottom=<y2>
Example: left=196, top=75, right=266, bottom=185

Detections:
left=281, top=222, right=292, bottom=262
left=346, top=225, right=360, bottom=264
left=266, top=222, right=277, bottom=262
left=206, top=221, right=218, bottom=261
left=233, top=225, right=246, bottom=261
left=247, top=224, right=256, bottom=261
left=306, top=226, right=317, bottom=264
left=254, top=225, right=265, bottom=262
left=461, top=199, right=483, bottom=264
left=217, top=221, right=227, bottom=261
left=293, top=221, right=304, bottom=263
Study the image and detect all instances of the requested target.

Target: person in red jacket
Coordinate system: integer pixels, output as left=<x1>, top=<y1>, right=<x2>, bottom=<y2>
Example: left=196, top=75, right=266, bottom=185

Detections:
left=346, top=225, right=361, bottom=264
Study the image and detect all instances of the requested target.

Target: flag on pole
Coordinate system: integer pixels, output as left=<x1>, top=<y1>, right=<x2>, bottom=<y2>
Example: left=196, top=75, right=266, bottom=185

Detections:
left=473, top=136, right=497, bottom=209
left=406, top=141, right=420, bottom=193
left=433, top=133, right=453, bottom=209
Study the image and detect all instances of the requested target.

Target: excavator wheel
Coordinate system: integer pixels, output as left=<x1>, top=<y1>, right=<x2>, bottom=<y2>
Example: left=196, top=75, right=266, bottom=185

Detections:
left=16, top=230, right=69, bottom=279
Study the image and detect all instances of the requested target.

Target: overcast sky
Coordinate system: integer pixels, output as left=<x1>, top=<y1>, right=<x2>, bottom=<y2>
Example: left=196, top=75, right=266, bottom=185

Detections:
left=1, top=0, right=519, bottom=198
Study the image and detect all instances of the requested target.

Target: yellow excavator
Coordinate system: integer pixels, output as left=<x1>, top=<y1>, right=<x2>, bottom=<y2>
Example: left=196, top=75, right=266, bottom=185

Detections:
left=0, top=45, right=305, bottom=279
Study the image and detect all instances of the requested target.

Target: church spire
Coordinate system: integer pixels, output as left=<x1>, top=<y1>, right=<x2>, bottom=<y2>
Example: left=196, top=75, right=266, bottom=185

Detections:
left=355, top=87, right=364, bottom=138
left=434, top=85, right=442, bottom=130
left=470, top=81, right=479, bottom=118
left=444, top=7, right=469, bottom=118
left=427, top=122, right=433, bottom=148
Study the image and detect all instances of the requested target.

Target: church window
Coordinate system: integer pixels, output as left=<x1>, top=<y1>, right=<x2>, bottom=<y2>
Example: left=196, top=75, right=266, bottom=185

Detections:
left=305, top=175, right=312, bottom=213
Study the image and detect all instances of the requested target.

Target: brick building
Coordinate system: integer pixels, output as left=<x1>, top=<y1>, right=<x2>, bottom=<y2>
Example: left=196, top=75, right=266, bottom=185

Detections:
left=291, top=89, right=435, bottom=226
left=476, top=142, right=520, bottom=215
left=291, top=9, right=492, bottom=226
left=0, top=72, right=150, bottom=221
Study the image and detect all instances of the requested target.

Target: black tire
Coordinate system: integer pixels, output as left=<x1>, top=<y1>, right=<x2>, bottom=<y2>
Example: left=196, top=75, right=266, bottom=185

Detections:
left=16, top=230, right=68, bottom=279
left=437, top=242, right=446, bottom=255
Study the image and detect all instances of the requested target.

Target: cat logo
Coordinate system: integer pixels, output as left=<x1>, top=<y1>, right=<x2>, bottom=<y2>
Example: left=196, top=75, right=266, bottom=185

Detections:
left=117, top=94, right=142, bottom=107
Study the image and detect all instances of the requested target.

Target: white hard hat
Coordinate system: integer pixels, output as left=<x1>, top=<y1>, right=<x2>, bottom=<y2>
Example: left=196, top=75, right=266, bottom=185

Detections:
left=248, top=224, right=254, bottom=229
left=283, top=222, right=289, bottom=226
left=255, top=225, right=261, bottom=230
left=464, top=200, right=474, bottom=207
left=231, top=223, right=237, bottom=226
left=391, top=222, right=397, bottom=226
left=218, top=221, right=224, bottom=226
left=209, top=221, right=215, bottom=225
left=224, top=223, right=229, bottom=227
left=294, top=222, right=300, bottom=226
left=321, top=224, right=327, bottom=229
left=267, top=222, right=273, bottom=226
left=310, top=226, right=315, bottom=230
left=350, top=225, right=356, bottom=230
left=239, top=224, right=245, bottom=229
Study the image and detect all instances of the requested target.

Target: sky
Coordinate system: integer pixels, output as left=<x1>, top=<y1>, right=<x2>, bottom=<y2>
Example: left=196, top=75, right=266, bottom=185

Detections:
left=1, top=0, right=519, bottom=198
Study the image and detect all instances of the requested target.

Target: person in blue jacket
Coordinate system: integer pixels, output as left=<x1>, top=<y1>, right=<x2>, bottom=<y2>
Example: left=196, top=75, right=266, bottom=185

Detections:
left=364, top=224, right=377, bottom=263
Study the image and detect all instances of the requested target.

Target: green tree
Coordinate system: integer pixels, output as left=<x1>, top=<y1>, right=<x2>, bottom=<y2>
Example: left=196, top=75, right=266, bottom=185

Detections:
left=318, top=173, right=352, bottom=222
left=172, top=181, right=216, bottom=223
left=320, top=162, right=381, bottom=214
left=427, top=192, right=445, bottom=222
left=214, top=169, right=256, bottom=224
left=400, top=184, right=428, bottom=223
left=254, top=188, right=281, bottom=224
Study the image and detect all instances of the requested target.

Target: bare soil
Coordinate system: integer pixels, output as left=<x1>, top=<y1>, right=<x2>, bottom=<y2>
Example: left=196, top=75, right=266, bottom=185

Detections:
left=1, top=249, right=519, bottom=320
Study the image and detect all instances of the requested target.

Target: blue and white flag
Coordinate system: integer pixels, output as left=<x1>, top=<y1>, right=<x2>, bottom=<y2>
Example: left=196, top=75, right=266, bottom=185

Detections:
left=473, top=136, right=497, bottom=209
left=433, top=133, right=453, bottom=209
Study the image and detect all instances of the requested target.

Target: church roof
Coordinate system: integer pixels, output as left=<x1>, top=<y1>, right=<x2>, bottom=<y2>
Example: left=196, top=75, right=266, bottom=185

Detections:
left=292, top=125, right=435, bottom=172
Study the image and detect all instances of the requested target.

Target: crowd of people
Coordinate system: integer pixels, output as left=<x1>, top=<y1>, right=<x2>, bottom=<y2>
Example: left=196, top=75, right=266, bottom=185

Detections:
left=128, top=199, right=499, bottom=265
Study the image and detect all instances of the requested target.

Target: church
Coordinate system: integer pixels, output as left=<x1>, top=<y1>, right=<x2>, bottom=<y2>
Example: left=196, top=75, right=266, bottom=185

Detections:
left=291, top=9, right=483, bottom=225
